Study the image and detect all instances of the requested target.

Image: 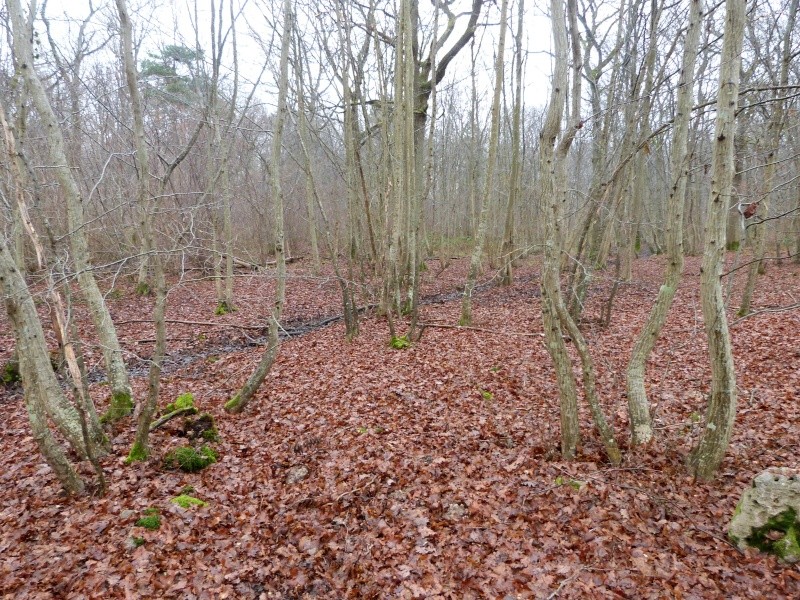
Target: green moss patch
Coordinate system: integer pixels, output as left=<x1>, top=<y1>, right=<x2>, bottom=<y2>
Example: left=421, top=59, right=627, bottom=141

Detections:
left=214, top=301, right=236, bottom=316
left=389, top=335, right=411, bottom=350
left=135, top=282, right=152, bottom=296
left=741, top=508, right=800, bottom=561
left=1, top=360, right=20, bottom=387
left=164, top=445, right=217, bottom=473
left=164, top=392, right=195, bottom=414
left=135, top=508, right=161, bottom=530
left=125, top=441, right=149, bottom=464
left=101, top=390, right=134, bottom=423
left=171, top=494, right=207, bottom=509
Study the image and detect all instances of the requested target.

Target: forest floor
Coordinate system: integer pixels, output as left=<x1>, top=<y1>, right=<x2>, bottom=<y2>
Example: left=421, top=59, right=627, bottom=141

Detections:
left=1, top=253, right=799, bottom=599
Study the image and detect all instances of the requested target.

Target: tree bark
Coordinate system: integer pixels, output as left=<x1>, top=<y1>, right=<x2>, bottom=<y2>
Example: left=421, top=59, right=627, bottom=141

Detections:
left=687, top=0, right=745, bottom=480
left=225, top=0, right=291, bottom=413
left=0, top=239, right=86, bottom=495
left=500, top=0, right=525, bottom=287
left=8, top=0, right=133, bottom=422
left=626, top=0, right=703, bottom=446
left=739, top=0, right=798, bottom=316
left=539, top=0, right=580, bottom=460
left=460, top=0, right=509, bottom=326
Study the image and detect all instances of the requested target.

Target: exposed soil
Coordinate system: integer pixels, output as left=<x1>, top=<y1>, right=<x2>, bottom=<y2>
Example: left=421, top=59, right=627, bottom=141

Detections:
left=1, top=254, right=799, bottom=598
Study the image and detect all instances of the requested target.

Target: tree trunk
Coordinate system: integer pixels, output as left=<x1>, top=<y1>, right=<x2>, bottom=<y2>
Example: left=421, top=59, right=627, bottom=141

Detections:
left=687, top=0, right=745, bottom=480
left=739, top=0, right=797, bottom=316
left=8, top=0, right=133, bottom=423
left=460, top=0, right=508, bottom=326
left=626, top=0, right=703, bottom=446
left=0, top=239, right=85, bottom=495
left=539, top=0, right=579, bottom=460
left=225, top=0, right=291, bottom=413
left=499, top=0, right=525, bottom=287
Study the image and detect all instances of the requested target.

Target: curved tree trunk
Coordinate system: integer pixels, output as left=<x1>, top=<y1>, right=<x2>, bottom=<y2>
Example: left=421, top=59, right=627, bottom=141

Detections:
left=8, top=0, right=133, bottom=422
left=0, top=240, right=85, bottom=495
left=539, top=0, right=580, bottom=460
left=687, top=0, right=745, bottom=480
left=225, top=0, right=291, bottom=414
left=626, top=0, right=703, bottom=446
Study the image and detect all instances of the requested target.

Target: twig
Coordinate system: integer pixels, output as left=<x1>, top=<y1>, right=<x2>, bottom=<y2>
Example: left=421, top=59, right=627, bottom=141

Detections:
left=547, top=566, right=585, bottom=599
left=117, top=318, right=266, bottom=330
left=134, top=337, right=193, bottom=344
left=333, top=475, right=379, bottom=503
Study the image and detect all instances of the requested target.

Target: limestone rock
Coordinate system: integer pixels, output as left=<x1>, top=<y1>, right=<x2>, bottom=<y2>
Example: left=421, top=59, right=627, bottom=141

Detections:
left=728, top=468, right=800, bottom=563
left=286, top=465, right=309, bottom=484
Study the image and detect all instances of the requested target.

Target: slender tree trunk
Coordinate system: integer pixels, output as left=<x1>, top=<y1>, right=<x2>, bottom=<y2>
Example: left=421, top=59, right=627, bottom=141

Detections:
left=739, top=0, right=797, bottom=316
left=0, top=239, right=86, bottom=495
left=687, top=0, right=745, bottom=480
left=225, top=0, right=291, bottom=413
left=115, top=0, right=168, bottom=461
left=626, top=0, right=703, bottom=446
left=539, top=0, right=580, bottom=460
left=500, top=0, right=525, bottom=286
left=460, top=0, right=508, bottom=326
left=8, top=0, right=133, bottom=422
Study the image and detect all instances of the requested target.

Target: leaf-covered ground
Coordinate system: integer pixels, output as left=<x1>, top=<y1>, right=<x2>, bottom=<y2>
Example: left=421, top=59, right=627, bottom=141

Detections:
left=1, top=255, right=799, bottom=598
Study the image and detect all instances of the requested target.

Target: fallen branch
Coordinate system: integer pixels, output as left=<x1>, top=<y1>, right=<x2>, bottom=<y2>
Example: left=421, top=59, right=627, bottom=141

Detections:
left=149, top=406, right=198, bottom=432
left=417, top=322, right=540, bottom=337
left=731, top=302, right=800, bottom=326
left=233, top=255, right=297, bottom=269
left=117, top=318, right=265, bottom=331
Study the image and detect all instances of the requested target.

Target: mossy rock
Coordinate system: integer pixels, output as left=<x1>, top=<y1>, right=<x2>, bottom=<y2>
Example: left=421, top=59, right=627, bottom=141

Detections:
left=164, top=392, right=195, bottom=415
left=163, top=444, right=217, bottom=473
left=737, top=508, right=800, bottom=561
left=1, top=359, right=21, bottom=387
left=171, top=494, right=207, bottom=509
left=729, top=469, right=800, bottom=563
left=181, top=413, right=219, bottom=442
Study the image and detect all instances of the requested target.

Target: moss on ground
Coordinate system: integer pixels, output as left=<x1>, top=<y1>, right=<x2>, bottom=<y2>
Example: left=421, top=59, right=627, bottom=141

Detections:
left=135, top=508, right=161, bottom=530
left=164, top=445, right=217, bottom=473
left=182, top=413, right=219, bottom=442
left=214, top=301, right=236, bottom=316
left=1, top=360, right=20, bottom=386
left=171, top=494, right=207, bottom=509
left=125, top=441, right=149, bottom=464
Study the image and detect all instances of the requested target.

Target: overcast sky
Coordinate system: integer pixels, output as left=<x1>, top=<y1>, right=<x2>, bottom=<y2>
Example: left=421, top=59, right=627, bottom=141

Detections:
left=35, top=0, right=554, bottom=113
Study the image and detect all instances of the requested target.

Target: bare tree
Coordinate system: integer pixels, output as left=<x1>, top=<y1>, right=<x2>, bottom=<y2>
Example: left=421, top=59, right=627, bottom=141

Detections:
left=225, top=0, right=291, bottom=413
left=739, top=0, right=798, bottom=316
left=626, top=0, right=704, bottom=446
left=8, top=0, right=134, bottom=423
left=687, top=0, right=746, bottom=480
left=460, top=0, right=508, bottom=326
